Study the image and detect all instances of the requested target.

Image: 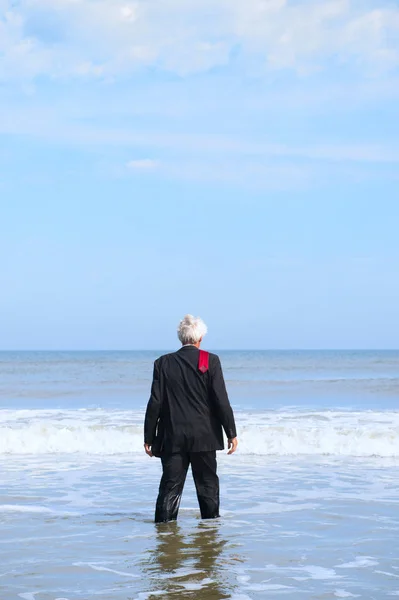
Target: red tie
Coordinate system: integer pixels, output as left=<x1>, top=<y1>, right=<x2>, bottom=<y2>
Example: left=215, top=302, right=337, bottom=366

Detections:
left=198, top=350, right=209, bottom=373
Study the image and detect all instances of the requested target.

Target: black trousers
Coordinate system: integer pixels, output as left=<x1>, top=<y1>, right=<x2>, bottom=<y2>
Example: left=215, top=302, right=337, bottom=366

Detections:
left=155, top=451, right=220, bottom=523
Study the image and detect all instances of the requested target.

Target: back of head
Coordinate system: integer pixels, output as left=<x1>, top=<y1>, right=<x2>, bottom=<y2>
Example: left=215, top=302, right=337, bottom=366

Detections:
left=177, top=314, right=208, bottom=345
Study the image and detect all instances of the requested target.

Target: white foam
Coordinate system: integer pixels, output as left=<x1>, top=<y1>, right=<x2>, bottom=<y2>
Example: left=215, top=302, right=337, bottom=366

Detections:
left=375, top=570, right=399, bottom=578
left=334, top=590, right=360, bottom=598
left=300, top=566, right=340, bottom=580
left=73, top=562, right=140, bottom=578
left=0, top=504, right=76, bottom=517
left=181, top=579, right=213, bottom=590
left=245, top=583, right=293, bottom=591
left=1, top=408, right=399, bottom=457
left=240, top=502, right=318, bottom=515
left=337, top=557, right=379, bottom=569
left=0, top=504, right=53, bottom=514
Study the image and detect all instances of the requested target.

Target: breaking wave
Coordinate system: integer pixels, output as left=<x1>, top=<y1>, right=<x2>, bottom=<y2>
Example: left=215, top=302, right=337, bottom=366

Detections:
left=0, top=409, right=398, bottom=457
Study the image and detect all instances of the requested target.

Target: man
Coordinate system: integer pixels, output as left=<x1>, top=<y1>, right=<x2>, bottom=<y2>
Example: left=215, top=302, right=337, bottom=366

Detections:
left=144, top=314, right=238, bottom=523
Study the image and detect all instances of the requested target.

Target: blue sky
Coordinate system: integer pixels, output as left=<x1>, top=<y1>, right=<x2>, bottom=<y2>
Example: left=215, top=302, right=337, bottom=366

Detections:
left=1, top=0, right=399, bottom=350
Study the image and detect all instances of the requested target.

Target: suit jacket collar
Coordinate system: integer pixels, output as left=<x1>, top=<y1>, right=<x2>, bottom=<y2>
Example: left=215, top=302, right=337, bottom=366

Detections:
left=178, top=345, right=199, bottom=352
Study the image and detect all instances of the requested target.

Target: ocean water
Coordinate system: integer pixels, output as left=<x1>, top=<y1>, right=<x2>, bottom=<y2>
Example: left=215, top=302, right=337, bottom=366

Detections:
left=1, top=350, right=399, bottom=600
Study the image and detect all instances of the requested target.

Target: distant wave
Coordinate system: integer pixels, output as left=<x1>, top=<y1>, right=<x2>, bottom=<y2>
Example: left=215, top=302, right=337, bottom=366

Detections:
left=0, top=409, right=399, bottom=457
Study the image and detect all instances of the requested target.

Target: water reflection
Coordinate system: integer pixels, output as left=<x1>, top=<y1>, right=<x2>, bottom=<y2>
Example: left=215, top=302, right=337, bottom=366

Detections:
left=143, top=520, right=235, bottom=599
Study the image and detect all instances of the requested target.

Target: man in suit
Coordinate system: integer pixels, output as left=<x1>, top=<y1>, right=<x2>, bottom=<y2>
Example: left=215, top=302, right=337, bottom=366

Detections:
left=144, top=314, right=238, bottom=523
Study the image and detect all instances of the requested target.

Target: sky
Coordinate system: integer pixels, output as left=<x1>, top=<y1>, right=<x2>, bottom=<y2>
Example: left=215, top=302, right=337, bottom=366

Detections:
left=1, top=0, right=399, bottom=350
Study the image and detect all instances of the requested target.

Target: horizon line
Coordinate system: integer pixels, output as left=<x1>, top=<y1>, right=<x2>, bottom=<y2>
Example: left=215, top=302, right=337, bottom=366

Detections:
left=0, top=348, right=398, bottom=352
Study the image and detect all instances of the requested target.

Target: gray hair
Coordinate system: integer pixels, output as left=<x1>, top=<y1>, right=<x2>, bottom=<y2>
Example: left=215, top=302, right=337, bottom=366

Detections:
left=177, top=314, right=208, bottom=345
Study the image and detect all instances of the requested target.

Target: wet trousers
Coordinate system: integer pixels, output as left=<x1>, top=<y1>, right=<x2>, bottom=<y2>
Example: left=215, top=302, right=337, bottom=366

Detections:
left=155, top=451, right=220, bottom=523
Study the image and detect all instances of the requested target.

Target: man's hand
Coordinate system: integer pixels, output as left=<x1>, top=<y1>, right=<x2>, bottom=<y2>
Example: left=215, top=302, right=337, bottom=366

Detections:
left=227, top=437, right=238, bottom=455
left=144, top=443, right=153, bottom=457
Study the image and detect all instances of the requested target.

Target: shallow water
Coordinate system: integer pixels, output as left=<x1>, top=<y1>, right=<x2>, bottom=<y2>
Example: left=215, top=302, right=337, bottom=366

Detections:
left=1, top=351, right=399, bottom=599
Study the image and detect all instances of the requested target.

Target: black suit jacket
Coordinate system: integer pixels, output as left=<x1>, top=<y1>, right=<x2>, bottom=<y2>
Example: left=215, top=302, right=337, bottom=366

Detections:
left=144, top=346, right=237, bottom=454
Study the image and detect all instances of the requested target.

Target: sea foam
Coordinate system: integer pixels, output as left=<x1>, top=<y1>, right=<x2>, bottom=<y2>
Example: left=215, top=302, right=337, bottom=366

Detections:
left=1, top=409, right=398, bottom=457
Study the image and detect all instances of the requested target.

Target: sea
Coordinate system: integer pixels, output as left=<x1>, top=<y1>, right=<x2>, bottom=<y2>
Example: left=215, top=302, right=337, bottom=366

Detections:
left=1, top=350, right=399, bottom=600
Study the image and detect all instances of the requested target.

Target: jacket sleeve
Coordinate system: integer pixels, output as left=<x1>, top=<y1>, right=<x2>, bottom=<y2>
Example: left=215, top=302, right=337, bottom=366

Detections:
left=210, top=355, right=237, bottom=440
left=144, top=360, right=162, bottom=445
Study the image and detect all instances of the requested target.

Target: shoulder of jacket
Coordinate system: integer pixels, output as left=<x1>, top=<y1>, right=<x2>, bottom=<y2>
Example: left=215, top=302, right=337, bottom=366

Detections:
left=207, top=351, right=221, bottom=363
left=155, top=352, right=175, bottom=364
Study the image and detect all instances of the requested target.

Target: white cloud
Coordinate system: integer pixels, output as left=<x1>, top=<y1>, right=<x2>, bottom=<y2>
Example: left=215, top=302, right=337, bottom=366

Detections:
left=229, top=0, right=399, bottom=72
left=1, top=0, right=399, bottom=81
left=1, top=1, right=398, bottom=192
left=126, top=158, right=158, bottom=170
